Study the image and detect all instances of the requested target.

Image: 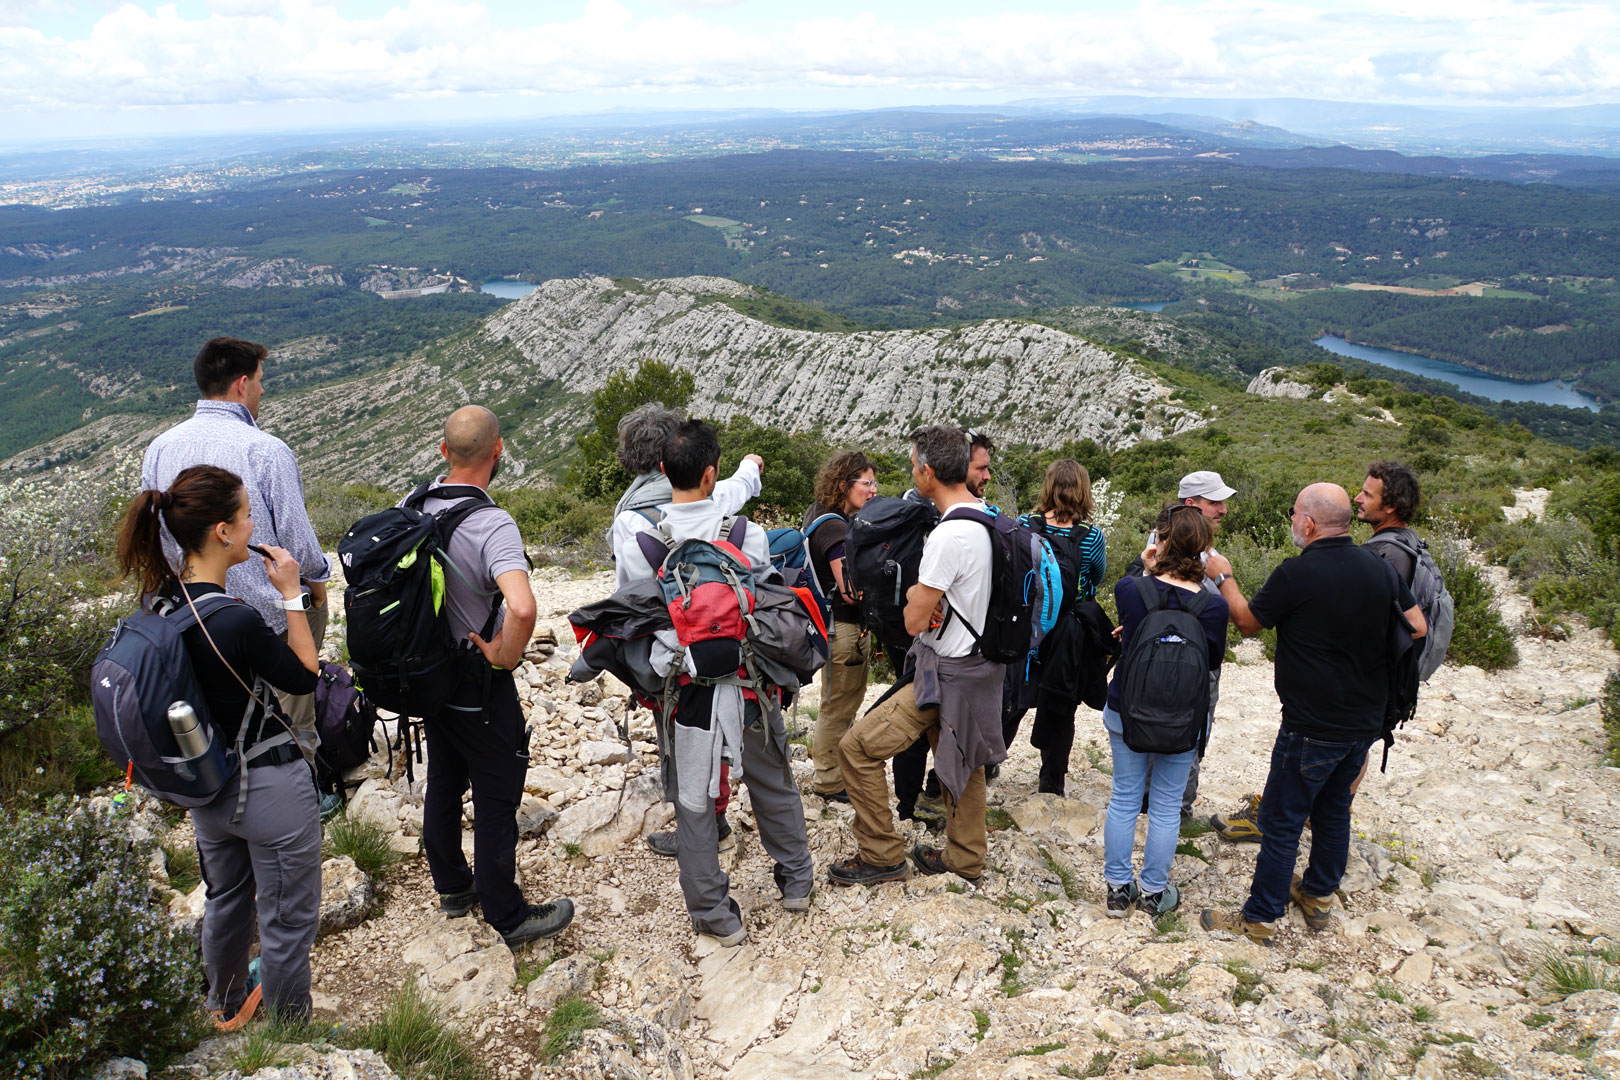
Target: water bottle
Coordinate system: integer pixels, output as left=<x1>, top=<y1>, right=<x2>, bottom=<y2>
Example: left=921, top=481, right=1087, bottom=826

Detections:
left=167, top=701, right=210, bottom=759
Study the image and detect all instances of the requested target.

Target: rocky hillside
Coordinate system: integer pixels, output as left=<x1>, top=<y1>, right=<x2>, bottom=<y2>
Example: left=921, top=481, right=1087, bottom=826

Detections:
left=132, top=529, right=1620, bottom=1080
left=2, top=276, right=1207, bottom=487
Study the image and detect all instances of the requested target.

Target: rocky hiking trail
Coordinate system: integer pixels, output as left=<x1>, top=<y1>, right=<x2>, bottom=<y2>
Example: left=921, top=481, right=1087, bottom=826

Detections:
left=151, top=561, right=1620, bottom=1080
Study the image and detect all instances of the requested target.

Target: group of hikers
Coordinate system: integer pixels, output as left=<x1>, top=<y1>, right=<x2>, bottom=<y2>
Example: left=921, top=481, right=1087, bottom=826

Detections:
left=101, top=336, right=1452, bottom=1031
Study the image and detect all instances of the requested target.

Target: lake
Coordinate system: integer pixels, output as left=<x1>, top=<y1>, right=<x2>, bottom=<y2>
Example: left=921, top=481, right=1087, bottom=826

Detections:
left=1113, top=300, right=1172, bottom=312
left=1313, top=335, right=1601, bottom=412
left=481, top=279, right=538, bottom=300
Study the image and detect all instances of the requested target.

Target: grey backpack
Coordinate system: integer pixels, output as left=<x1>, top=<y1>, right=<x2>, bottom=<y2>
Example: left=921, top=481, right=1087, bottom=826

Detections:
left=1365, top=530, right=1454, bottom=682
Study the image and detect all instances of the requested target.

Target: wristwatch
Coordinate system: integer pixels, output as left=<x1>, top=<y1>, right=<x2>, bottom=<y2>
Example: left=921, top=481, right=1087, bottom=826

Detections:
left=1210, top=573, right=1230, bottom=588
left=282, top=593, right=313, bottom=611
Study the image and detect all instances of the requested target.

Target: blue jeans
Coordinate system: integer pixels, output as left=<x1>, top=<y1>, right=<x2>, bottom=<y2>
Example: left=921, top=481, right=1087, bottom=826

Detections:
left=1102, top=705, right=1196, bottom=895
left=1243, top=727, right=1372, bottom=924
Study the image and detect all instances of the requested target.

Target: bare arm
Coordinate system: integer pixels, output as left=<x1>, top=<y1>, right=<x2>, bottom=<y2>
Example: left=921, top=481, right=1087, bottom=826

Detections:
left=904, top=582, right=946, bottom=638
left=1404, top=603, right=1427, bottom=639
left=1204, top=552, right=1264, bottom=637
left=263, top=546, right=317, bottom=673
left=470, top=569, right=537, bottom=671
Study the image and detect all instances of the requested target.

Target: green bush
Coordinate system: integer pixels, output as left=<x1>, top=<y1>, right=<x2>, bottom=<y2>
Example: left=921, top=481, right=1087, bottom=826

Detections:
left=0, top=798, right=203, bottom=1077
left=493, top=487, right=614, bottom=555
left=0, top=705, right=121, bottom=805
left=304, top=481, right=399, bottom=547
left=1430, top=536, right=1518, bottom=671
left=568, top=359, right=695, bottom=499
left=324, top=811, right=403, bottom=879
left=0, top=460, right=128, bottom=747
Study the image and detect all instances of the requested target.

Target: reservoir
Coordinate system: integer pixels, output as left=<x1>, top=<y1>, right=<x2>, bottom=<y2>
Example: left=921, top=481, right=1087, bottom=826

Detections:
left=481, top=279, right=538, bottom=300
left=1114, top=300, right=1172, bottom=312
left=1313, top=335, right=1601, bottom=412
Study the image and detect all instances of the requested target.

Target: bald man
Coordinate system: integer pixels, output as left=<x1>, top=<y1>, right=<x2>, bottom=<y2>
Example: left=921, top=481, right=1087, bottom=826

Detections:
left=1197, top=483, right=1424, bottom=944
left=412, top=406, right=575, bottom=949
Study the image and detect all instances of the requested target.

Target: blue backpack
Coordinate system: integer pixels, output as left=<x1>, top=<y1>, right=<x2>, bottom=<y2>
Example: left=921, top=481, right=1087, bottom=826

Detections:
left=766, top=513, right=840, bottom=626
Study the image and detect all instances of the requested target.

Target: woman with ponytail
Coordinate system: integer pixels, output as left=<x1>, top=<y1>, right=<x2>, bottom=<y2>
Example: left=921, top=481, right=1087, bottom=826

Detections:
left=116, top=464, right=320, bottom=1029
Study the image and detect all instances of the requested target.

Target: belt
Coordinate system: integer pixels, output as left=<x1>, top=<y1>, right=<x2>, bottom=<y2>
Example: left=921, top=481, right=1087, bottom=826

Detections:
left=246, top=742, right=306, bottom=770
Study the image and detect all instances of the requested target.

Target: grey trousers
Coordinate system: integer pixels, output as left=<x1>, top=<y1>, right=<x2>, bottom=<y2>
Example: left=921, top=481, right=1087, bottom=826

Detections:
left=276, top=601, right=329, bottom=763
left=192, top=759, right=323, bottom=1019
left=671, top=704, right=814, bottom=938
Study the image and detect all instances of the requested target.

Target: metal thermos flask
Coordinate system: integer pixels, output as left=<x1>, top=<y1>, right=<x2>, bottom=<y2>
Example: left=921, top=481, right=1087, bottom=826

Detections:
left=167, top=701, right=210, bottom=759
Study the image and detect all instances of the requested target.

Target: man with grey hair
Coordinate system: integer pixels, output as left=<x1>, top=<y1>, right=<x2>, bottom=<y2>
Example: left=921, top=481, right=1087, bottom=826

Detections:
left=608, top=402, right=763, bottom=589
left=830, top=425, right=1006, bottom=887
left=1198, top=483, right=1424, bottom=943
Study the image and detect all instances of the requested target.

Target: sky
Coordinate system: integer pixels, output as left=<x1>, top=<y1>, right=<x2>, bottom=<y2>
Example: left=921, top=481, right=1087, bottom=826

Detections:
left=2, top=0, right=1618, bottom=142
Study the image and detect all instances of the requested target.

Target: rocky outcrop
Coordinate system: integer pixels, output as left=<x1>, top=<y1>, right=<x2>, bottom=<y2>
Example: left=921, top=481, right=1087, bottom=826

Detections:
left=1245, top=366, right=1315, bottom=398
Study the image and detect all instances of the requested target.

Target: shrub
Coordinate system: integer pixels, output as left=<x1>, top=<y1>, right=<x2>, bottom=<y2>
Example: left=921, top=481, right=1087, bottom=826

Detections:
left=1429, top=535, right=1518, bottom=671
left=1601, top=670, right=1620, bottom=765
left=493, top=487, right=614, bottom=556
left=568, top=359, right=695, bottom=500
left=0, top=460, right=129, bottom=746
left=0, top=798, right=203, bottom=1078
left=350, top=981, right=486, bottom=1080
left=304, top=481, right=399, bottom=547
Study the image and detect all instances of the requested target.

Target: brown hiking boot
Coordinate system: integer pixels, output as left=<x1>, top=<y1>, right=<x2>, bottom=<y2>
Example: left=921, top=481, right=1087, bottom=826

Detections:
left=1199, top=907, right=1276, bottom=944
left=1291, top=875, right=1335, bottom=931
left=1209, top=793, right=1263, bottom=843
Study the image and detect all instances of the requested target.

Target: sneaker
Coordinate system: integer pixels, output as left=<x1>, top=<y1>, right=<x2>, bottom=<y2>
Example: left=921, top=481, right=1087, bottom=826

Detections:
left=817, top=789, right=851, bottom=804
left=775, top=865, right=812, bottom=911
left=501, top=899, right=575, bottom=948
left=912, top=792, right=947, bottom=822
left=1210, top=793, right=1263, bottom=843
left=827, top=855, right=911, bottom=887
left=1199, top=908, right=1276, bottom=944
left=909, top=842, right=981, bottom=885
left=702, top=925, right=749, bottom=947
left=984, top=763, right=1000, bottom=783
left=439, top=887, right=479, bottom=918
left=1141, top=883, right=1181, bottom=920
left=318, top=792, right=344, bottom=821
left=1106, top=881, right=1140, bottom=918
left=1291, top=875, right=1335, bottom=931
left=645, top=814, right=734, bottom=858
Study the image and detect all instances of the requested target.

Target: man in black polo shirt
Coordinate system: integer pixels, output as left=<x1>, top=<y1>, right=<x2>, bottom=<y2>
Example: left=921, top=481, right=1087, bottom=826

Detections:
left=1196, top=483, right=1424, bottom=943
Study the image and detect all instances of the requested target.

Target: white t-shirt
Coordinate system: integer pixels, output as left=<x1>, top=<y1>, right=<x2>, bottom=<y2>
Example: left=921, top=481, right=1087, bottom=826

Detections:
left=917, top=499, right=994, bottom=659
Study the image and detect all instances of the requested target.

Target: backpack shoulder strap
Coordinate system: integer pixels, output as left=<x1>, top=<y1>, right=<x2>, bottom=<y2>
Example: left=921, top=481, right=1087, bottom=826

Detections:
left=632, top=507, right=662, bottom=526
left=1181, top=586, right=1213, bottom=617
left=636, top=519, right=676, bottom=571
left=804, top=512, right=842, bottom=538
left=1132, top=574, right=1165, bottom=614
left=163, top=590, right=245, bottom=632
left=721, top=514, right=748, bottom=550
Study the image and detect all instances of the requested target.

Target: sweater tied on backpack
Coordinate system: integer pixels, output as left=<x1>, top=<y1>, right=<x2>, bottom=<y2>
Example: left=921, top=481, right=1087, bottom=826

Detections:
left=671, top=681, right=746, bottom=814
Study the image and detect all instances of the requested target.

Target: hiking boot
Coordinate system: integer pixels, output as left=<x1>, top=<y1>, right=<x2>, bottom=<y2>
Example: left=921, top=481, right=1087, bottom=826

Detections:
left=1210, top=793, right=1263, bottom=843
left=1142, top=883, right=1181, bottom=920
left=1106, top=881, right=1140, bottom=918
left=1199, top=908, right=1276, bottom=944
left=645, top=814, right=733, bottom=858
left=910, top=842, right=981, bottom=885
left=501, top=899, right=575, bottom=948
left=1291, top=875, right=1335, bottom=931
left=439, top=887, right=479, bottom=918
left=817, top=789, right=851, bottom=804
left=912, top=792, right=947, bottom=822
left=827, top=855, right=911, bottom=887
left=702, top=925, right=748, bottom=947
left=318, top=792, right=344, bottom=821
left=984, top=763, right=1001, bottom=783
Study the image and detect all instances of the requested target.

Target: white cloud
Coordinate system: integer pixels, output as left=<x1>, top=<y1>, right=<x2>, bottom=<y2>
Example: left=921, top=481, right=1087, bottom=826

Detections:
left=1, top=0, right=1617, bottom=128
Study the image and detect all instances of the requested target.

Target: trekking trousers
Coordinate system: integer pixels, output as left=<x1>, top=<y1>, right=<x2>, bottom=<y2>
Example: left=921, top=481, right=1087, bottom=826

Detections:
left=812, top=620, right=868, bottom=795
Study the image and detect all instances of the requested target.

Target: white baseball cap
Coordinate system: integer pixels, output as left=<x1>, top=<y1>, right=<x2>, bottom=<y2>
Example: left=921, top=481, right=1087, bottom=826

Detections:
left=1178, top=470, right=1237, bottom=501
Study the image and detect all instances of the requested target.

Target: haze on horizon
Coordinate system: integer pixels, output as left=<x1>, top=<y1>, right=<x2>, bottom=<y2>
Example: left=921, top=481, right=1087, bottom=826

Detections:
left=2, top=0, right=1618, bottom=144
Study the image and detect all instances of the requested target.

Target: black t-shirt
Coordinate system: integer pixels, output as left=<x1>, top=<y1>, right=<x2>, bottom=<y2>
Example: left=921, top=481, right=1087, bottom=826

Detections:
left=1366, top=525, right=1418, bottom=586
left=164, top=582, right=317, bottom=744
left=1248, top=536, right=1418, bottom=741
left=803, top=502, right=858, bottom=623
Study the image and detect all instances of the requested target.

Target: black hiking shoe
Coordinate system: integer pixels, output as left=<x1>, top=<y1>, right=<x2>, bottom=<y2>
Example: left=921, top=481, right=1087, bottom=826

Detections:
left=910, top=842, right=980, bottom=885
left=827, top=855, right=910, bottom=887
left=1141, top=883, right=1181, bottom=920
left=501, top=899, right=575, bottom=948
left=645, top=814, right=734, bottom=857
left=439, top=887, right=479, bottom=919
left=817, top=789, right=851, bottom=804
left=1107, top=881, right=1140, bottom=918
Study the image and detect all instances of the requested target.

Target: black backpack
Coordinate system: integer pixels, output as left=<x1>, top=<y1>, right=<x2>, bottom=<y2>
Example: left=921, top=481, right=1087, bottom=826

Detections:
left=339, top=483, right=500, bottom=718
left=313, top=661, right=378, bottom=796
left=1118, top=577, right=1213, bottom=755
left=846, top=494, right=940, bottom=653
left=939, top=506, right=1061, bottom=669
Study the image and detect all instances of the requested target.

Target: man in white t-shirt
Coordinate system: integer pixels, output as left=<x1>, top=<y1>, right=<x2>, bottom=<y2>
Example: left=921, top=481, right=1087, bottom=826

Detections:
left=831, top=425, right=1007, bottom=886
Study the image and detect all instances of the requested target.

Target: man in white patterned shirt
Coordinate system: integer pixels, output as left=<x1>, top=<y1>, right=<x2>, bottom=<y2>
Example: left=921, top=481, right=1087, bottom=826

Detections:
left=142, top=337, right=332, bottom=767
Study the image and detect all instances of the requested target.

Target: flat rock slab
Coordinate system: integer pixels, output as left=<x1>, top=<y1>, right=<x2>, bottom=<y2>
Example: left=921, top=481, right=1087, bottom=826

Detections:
left=401, top=919, right=515, bottom=1015
left=1008, top=792, right=1101, bottom=843
left=694, top=943, right=804, bottom=1064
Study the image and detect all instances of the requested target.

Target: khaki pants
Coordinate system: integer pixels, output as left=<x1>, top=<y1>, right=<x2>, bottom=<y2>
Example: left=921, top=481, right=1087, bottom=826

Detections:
left=837, top=680, right=988, bottom=878
left=812, top=621, right=868, bottom=795
left=276, top=600, right=328, bottom=765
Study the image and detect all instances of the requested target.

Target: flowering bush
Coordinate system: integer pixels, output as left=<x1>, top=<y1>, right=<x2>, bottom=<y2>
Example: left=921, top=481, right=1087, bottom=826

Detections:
left=0, top=797, right=202, bottom=1077
left=0, top=456, right=134, bottom=742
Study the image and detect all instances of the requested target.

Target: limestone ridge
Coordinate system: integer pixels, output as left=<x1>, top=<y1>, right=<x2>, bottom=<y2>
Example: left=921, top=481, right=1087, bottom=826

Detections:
left=1, top=275, right=1206, bottom=486
left=481, top=275, right=1209, bottom=450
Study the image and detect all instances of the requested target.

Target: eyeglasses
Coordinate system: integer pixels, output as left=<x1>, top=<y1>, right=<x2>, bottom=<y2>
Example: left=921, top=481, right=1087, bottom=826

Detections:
left=855, top=478, right=879, bottom=489
left=1285, top=508, right=1312, bottom=521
